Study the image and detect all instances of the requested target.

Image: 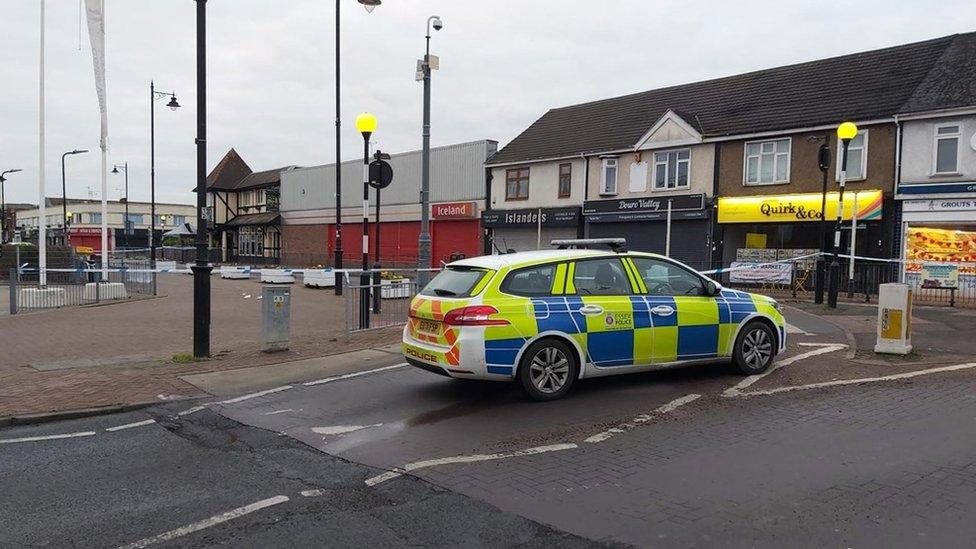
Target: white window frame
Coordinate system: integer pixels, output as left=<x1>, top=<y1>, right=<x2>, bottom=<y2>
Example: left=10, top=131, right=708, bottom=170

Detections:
left=835, top=129, right=869, bottom=181
left=743, top=138, right=791, bottom=185
left=932, top=123, right=961, bottom=175
left=601, top=157, right=618, bottom=195
left=652, top=149, right=691, bottom=191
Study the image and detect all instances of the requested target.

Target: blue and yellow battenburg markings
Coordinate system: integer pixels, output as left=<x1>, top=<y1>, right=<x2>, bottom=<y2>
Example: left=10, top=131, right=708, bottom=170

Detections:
left=479, top=279, right=783, bottom=375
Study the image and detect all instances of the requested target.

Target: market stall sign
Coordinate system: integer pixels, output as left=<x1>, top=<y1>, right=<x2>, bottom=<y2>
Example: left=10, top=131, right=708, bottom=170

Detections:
left=481, top=207, right=580, bottom=228
left=728, top=262, right=793, bottom=285
left=717, top=189, right=882, bottom=223
left=432, top=201, right=478, bottom=219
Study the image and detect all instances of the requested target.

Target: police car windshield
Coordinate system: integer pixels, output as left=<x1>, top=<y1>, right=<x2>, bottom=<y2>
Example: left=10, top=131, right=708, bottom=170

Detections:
left=420, top=267, right=490, bottom=298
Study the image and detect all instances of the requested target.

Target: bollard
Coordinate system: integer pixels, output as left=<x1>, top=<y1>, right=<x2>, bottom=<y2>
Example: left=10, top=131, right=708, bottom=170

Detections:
left=261, top=285, right=291, bottom=352
left=9, top=268, right=17, bottom=315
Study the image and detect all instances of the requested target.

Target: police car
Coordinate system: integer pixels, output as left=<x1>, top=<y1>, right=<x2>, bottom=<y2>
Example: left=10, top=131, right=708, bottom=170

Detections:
left=402, top=239, right=786, bottom=401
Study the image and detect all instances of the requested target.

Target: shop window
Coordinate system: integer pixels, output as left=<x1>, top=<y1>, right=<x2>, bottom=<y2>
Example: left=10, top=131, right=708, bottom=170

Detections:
left=238, top=226, right=265, bottom=257
left=836, top=130, right=868, bottom=180
left=653, top=149, right=691, bottom=190
left=933, top=124, right=960, bottom=174
left=505, top=167, right=530, bottom=200
left=557, top=163, right=572, bottom=198
left=601, top=158, right=618, bottom=195
left=744, top=138, right=790, bottom=185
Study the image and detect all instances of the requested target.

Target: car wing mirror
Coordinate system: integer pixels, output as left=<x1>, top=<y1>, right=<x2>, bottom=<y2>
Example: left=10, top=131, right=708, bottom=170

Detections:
left=704, top=279, right=722, bottom=296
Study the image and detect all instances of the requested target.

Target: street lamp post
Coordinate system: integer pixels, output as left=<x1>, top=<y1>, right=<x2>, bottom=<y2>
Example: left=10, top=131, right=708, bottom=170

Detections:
left=355, top=112, right=377, bottom=330
left=417, top=15, right=443, bottom=287
left=0, top=169, right=23, bottom=245
left=111, top=163, right=129, bottom=249
left=828, top=121, right=858, bottom=308
left=193, top=0, right=213, bottom=358
left=62, top=149, right=89, bottom=244
left=814, top=138, right=830, bottom=304
left=151, top=81, right=180, bottom=272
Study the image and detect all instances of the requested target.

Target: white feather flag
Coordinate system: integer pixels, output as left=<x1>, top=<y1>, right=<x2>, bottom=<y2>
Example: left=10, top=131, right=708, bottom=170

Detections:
left=84, top=0, right=107, bottom=151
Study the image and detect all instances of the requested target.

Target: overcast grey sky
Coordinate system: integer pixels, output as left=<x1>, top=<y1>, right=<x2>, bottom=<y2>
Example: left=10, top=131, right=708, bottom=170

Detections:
left=2, top=0, right=974, bottom=206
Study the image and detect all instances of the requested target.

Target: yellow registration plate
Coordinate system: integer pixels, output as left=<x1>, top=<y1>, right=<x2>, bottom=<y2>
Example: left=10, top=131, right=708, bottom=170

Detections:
left=418, top=320, right=441, bottom=335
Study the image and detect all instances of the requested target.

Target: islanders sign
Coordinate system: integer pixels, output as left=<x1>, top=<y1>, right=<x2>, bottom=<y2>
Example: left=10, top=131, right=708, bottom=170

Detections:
left=718, top=189, right=883, bottom=224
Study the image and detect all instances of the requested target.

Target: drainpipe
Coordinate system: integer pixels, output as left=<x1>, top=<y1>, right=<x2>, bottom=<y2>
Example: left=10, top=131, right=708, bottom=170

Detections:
left=709, top=143, right=722, bottom=271
left=580, top=153, right=589, bottom=238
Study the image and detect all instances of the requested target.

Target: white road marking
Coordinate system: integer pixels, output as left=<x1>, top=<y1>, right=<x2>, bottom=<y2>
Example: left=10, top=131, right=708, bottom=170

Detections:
left=116, top=495, right=289, bottom=549
left=723, top=343, right=847, bottom=397
left=216, top=385, right=293, bottom=405
left=786, top=322, right=812, bottom=336
left=0, top=431, right=96, bottom=444
left=738, top=362, right=976, bottom=397
left=584, top=394, right=701, bottom=443
left=364, top=443, right=578, bottom=487
left=303, top=363, right=407, bottom=387
left=312, top=424, right=382, bottom=436
left=105, top=419, right=156, bottom=432
left=264, top=408, right=300, bottom=416
left=300, top=489, right=324, bottom=497
left=176, top=405, right=205, bottom=417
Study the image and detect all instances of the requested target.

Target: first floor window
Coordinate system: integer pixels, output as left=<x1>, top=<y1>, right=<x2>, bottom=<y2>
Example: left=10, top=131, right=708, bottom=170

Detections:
left=934, top=124, right=960, bottom=174
left=558, top=163, right=572, bottom=198
left=601, top=158, right=618, bottom=195
left=653, top=149, right=691, bottom=189
left=505, top=167, right=530, bottom=200
left=745, top=138, right=790, bottom=184
left=89, top=213, right=102, bottom=224
left=837, top=130, right=868, bottom=180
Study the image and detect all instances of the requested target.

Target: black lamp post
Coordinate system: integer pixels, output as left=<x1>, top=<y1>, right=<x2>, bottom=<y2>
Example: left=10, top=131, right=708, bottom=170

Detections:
left=61, top=149, right=88, bottom=243
left=828, top=121, right=858, bottom=308
left=814, top=138, right=830, bottom=304
left=1, top=169, right=23, bottom=244
left=193, top=0, right=212, bottom=358
left=417, top=14, right=443, bottom=286
left=331, top=0, right=381, bottom=297
left=355, top=112, right=377, bottom=329
left=111, top=162, right=129, bottom=249
left=151, top=81, right=180, bottom=271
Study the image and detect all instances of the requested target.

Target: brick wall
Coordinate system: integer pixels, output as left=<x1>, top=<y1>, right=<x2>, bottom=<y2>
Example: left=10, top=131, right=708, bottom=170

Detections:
left=281, top=224, right=330, bottom=267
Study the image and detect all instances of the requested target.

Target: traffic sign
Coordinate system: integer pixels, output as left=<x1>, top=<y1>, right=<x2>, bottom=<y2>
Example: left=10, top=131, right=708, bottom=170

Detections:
left=368, top=160, right=393, bottom=189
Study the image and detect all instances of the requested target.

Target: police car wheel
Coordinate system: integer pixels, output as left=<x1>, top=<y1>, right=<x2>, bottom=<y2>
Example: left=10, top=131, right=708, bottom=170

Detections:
left=518, top=339, right=578, bottom=401
left=733, top=321, right=775, bottom=375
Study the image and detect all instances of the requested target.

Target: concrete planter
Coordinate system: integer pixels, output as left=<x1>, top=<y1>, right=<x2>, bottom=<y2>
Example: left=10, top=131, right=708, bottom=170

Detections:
left=220, top=266, right=251, bottom=279
left=18, top=287, right=67, bottom=308
left=381, top=278, right=412, bottom=299
left=156, top=260, right=178, bottom=271
left=303, top=269, right=336, bottom=288
left=261, top=269, right=295, bottom=284
left=83, top=282, right=128, bottom=301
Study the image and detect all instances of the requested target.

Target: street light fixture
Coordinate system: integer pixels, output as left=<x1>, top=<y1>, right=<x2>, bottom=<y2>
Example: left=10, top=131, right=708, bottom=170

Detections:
left=356, top=111, right=377, bottom=329
left=828, top=121, right=858, bottom=308
left=1, top=169, right=23, bottom=245
left=417, top=14, right=443, bottom=287
left=112, top=162, right=129, bottom=249
left=61, top=149, right=88, bottom=241
left=358, top=0, right=381, bottom=13
left=151, top=81, right=180, bottom=289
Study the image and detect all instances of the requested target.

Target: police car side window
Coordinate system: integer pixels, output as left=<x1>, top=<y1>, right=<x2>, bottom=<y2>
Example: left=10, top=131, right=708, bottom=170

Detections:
left=573, top=258, right=632, bottom=295
left=501, top=264, right=556, bottom=296
left=631, top=257, right=705, bottom=296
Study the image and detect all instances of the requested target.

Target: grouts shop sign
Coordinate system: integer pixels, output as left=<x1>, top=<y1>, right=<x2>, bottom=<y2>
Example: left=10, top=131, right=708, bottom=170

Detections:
left=718, top=189, right=883, bottom=224
left=432, top=201, right=478, bottom=219
left=481, top=206, right=581, bottom=228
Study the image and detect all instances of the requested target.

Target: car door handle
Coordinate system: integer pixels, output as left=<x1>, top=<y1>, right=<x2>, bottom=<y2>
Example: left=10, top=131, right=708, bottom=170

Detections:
left=651, top=305, right=675, bottom=316
left=578, top=305, right=604, bottom=315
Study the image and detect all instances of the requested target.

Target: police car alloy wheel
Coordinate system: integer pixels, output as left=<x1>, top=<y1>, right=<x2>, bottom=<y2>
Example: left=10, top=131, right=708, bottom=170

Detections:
left=733, top=321, right=775, bottom=375
left=518, top=339, right=578, bottom=401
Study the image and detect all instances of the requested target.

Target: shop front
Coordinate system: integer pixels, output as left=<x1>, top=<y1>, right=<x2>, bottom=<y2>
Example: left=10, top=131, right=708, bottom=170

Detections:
left=717, top=189, right=886, bottom=267
left=482, top=206, right=581, bottom=252
left=900, top=198, right=976, bottom=297
left=583, top=193, right=709, bottom=269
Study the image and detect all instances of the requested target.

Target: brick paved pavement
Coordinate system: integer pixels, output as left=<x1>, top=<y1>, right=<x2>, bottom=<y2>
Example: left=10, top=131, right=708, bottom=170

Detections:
left=0, top=275, right=399, bottom=417
left=404, top=372, right=976, bottom=547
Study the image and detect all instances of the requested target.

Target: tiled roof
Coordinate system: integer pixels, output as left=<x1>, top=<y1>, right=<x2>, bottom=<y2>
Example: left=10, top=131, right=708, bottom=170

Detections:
left=225, top=212, right=280, bottom=226
left=489, top=33, right=973, bottom=165
left=205, top=149, right=252, bottom=191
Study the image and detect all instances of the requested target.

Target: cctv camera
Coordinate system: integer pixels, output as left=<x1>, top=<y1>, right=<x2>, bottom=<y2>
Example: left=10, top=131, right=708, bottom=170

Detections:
left=432, top=18, right=443, bottom=31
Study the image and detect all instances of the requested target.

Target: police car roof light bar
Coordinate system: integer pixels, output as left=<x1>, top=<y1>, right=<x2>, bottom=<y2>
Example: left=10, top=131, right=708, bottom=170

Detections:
left=550, top=238, right=627, bottom=252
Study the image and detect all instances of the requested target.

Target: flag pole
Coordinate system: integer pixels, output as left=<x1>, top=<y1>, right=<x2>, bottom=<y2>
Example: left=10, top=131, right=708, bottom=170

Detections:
left=39, top=0, right=47, bottom=286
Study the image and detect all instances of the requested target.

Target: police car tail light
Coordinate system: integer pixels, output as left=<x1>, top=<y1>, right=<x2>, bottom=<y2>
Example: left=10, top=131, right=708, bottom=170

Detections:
left=443, top=305, right=509, bottom=326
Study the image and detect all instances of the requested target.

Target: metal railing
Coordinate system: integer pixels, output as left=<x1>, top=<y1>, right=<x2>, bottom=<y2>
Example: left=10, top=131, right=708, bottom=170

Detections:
left=343, top=271, right=424, bottom=333
left=7, top=266, right=155, bottom=314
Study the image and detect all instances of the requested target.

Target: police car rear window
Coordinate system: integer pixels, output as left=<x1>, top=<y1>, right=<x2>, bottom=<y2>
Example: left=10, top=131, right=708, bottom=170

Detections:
left=420, top=267, right=490, bottom=298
